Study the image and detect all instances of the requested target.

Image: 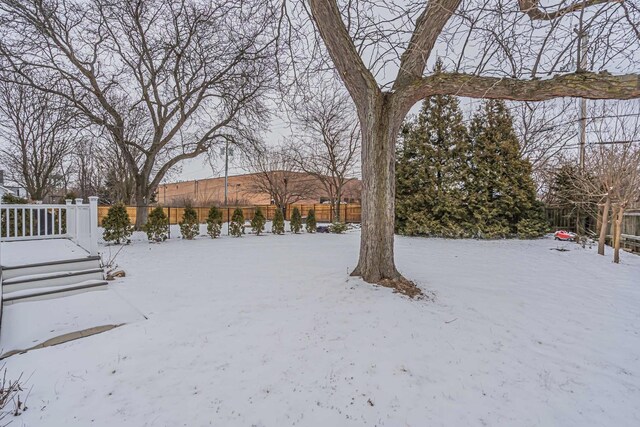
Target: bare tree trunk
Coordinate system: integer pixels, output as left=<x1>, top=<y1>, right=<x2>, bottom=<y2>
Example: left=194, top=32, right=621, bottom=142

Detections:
left=613, top=205, right=624, bottom=264
left=334, top=188, right=342, bottom=222
left=135, top=180, right=149, bottom=230
left=351, top=95, right=403, bottom=284
left=597, top=197, right=610, bottom=255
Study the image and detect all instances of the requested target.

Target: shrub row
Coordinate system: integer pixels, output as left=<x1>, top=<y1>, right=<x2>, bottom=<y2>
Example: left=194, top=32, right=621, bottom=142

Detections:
left=101, top=205, right=345, bottom=244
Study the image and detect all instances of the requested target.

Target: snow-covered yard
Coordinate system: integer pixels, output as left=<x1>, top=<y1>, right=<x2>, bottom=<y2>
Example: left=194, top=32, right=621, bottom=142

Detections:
left=3, top=230, right=640, bottom=426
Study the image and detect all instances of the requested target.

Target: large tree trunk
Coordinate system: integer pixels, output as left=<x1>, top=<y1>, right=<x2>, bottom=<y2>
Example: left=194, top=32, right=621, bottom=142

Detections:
left=134, top=180, right=149, bottom=230
left=351, top=94, right=405, bottom=285
left=597, top=197, right=610, bottom=256
left=613, top=205, right=624, bottom=264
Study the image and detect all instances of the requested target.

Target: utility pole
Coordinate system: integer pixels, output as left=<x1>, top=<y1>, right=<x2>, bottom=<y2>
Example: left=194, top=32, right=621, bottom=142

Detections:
left=576, top=28, right=588, bottom=236
left=224, top=139, right=229, bottom=206
left=579, top=31, right=588, bottom=171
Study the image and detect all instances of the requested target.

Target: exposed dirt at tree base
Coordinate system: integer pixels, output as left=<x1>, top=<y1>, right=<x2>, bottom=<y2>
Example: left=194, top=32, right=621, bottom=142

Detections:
left=378, top=277, right=425, bottom=299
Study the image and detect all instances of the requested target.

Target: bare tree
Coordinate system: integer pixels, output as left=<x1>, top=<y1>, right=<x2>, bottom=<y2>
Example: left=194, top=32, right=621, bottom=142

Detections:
left=0, top=0, right=276, bottom=227
left=0, top=79, right=74, bottom=200
left=592, top=105, right=640, bottom=263
left=512, top=100, right=578, bottom=195
left=286, top=0, right=640, bottom=290
left=288, top=82, right=360, bottom=222
left=72, top=137, right=104, bottom=201
left=573, top=101, right=640, bottom=261
left=69, top=132, right=139, bottom=204
left=589, top=144, right=640, bottom=262
left=242, top=145, right=318, bottom=212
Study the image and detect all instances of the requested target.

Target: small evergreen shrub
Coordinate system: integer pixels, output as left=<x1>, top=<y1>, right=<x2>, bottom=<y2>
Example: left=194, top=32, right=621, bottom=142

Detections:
left=290, top=207, right=302, bottom=233
left=143, top=206, right=169, bottom=242
left=329, top=222, right=348, bottom=234
left=102, top=202, right=133, bottom=244
left=206, top=206, right=223, bottom=238
left=179, top=205, right=199, bottom=240
left=229, top=208, right=244, bottom=237
left=272, top=208, right=285, bottom=235
left=251, top=207, right=266, bottom=235
left=306, top=209, right=316, bottom=233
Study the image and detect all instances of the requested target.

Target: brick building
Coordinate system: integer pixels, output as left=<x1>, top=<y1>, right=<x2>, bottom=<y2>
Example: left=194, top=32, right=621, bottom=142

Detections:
left=156, top=172, right=361, bottom=206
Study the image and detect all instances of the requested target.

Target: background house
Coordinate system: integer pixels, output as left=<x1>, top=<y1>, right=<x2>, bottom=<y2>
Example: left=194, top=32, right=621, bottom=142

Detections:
left=0, top=170, right=27, bottom=199
left=156, top=172, right=362, bottom=206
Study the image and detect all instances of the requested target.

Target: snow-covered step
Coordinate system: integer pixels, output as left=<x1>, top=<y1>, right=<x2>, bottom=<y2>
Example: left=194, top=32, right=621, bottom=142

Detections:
left=3, top=280, right=109, bottom=305
left=1, top=256, right=101, bottom=280
left=2, top=268, right=105, bottom=294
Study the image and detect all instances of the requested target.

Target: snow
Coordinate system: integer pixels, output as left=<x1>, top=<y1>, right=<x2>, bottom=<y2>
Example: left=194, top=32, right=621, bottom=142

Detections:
left=2, top=269, right=101, bottom=285
left=2, top=279, right=106, bottom=300
left=0, top=239, right=89, bottom=267
left=1, top=287, right=144, bottom=355
left=2, top=232, right=640, bottom=426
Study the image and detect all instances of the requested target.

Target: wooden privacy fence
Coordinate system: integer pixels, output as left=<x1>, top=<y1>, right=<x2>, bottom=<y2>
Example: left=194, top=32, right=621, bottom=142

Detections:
left=98, top=203, right=362, bottom=226
left=546, top=207, right=640, bottom=253
left=544, top=207, right=597, bottom=234
left=545, top=207, right=639, bottom=236
left=545, top=207, right=577, bottom=232
left=622, top=210, right=640, bottom=237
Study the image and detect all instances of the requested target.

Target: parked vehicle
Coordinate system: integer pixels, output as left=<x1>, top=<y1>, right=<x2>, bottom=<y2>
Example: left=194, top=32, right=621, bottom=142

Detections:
left=554, top=230, right=576, bottom=241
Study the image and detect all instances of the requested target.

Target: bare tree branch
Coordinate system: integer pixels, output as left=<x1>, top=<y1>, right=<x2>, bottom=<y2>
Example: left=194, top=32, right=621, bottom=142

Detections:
left=518, top=0, right=620, bottom=21
left=403, top=71, right=640, bottom=107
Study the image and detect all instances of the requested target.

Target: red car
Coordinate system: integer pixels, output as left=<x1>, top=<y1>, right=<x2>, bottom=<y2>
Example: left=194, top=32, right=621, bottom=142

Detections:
left=554, top=230, right=576, bottom=241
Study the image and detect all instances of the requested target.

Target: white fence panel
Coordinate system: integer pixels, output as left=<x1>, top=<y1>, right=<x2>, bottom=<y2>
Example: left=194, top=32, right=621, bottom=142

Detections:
left=76, top=205, right=92, bottom=253
left=0, top=197, right=99, bottom=267
left=0, top=205, right=68, bottom=241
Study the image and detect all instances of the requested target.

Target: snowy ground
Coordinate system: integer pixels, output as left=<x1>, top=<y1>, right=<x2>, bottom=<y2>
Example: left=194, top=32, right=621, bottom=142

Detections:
left=3, top=228, right=640, bottom=426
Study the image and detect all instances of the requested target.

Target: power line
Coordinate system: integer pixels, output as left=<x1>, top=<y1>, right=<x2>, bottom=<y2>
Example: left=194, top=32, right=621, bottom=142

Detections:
left=553, top=139, right=640, bottom=150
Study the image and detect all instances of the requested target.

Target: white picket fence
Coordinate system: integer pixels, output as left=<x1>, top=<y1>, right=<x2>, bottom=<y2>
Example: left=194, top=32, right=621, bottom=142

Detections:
left=0, top=197, right=99, bottom=266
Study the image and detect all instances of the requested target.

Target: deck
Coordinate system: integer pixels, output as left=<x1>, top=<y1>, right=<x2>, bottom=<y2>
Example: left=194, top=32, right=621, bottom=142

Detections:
left=0, top=239, right=91, bottom=268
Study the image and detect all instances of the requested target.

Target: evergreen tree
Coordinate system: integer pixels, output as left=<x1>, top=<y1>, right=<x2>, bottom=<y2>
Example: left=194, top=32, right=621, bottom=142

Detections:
left=272, top=208, right=285, bottom=235
left=102, top=202, right=133, bottom=244
left=251, top=207, right=266, bottom=235
left=306, top=209, right=317, bottom=233
left=143, top=206, right=169, bottom=242
left=516, top=200, right=549, bottom=239
left=179, top=205, right=199, bottom=239
left=468, top=99, right=547, bottom=238
left=229, top=208, right=244, bottom=237
left=545, top=163, right=597, bottom=233
left=290, top=207, right=302, bottom=233
left=395, top=60, right=471, bottom=237
left=329, top=222, right=348, bottom=234
left=548, top=164, right=581, bottom=210
left=206, top=206, right=223, bottom=238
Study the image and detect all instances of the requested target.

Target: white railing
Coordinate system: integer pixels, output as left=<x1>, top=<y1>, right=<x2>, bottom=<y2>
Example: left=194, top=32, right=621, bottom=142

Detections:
left=0, top=197, right=99, bottom=265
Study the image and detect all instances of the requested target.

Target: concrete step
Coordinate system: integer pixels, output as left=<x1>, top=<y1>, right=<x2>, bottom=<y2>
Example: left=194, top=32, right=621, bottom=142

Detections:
left=3, top=280, right=109, bottom=305
left=1, top=256, right=101, bottom=280
left=2, top=268, right=105, bottom=293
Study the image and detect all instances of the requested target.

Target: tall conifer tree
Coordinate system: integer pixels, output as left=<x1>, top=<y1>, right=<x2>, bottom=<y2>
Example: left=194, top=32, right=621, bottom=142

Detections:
left=395, top=60, right=470, bottom=237
left=468, top=100, right=547, bottom=238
